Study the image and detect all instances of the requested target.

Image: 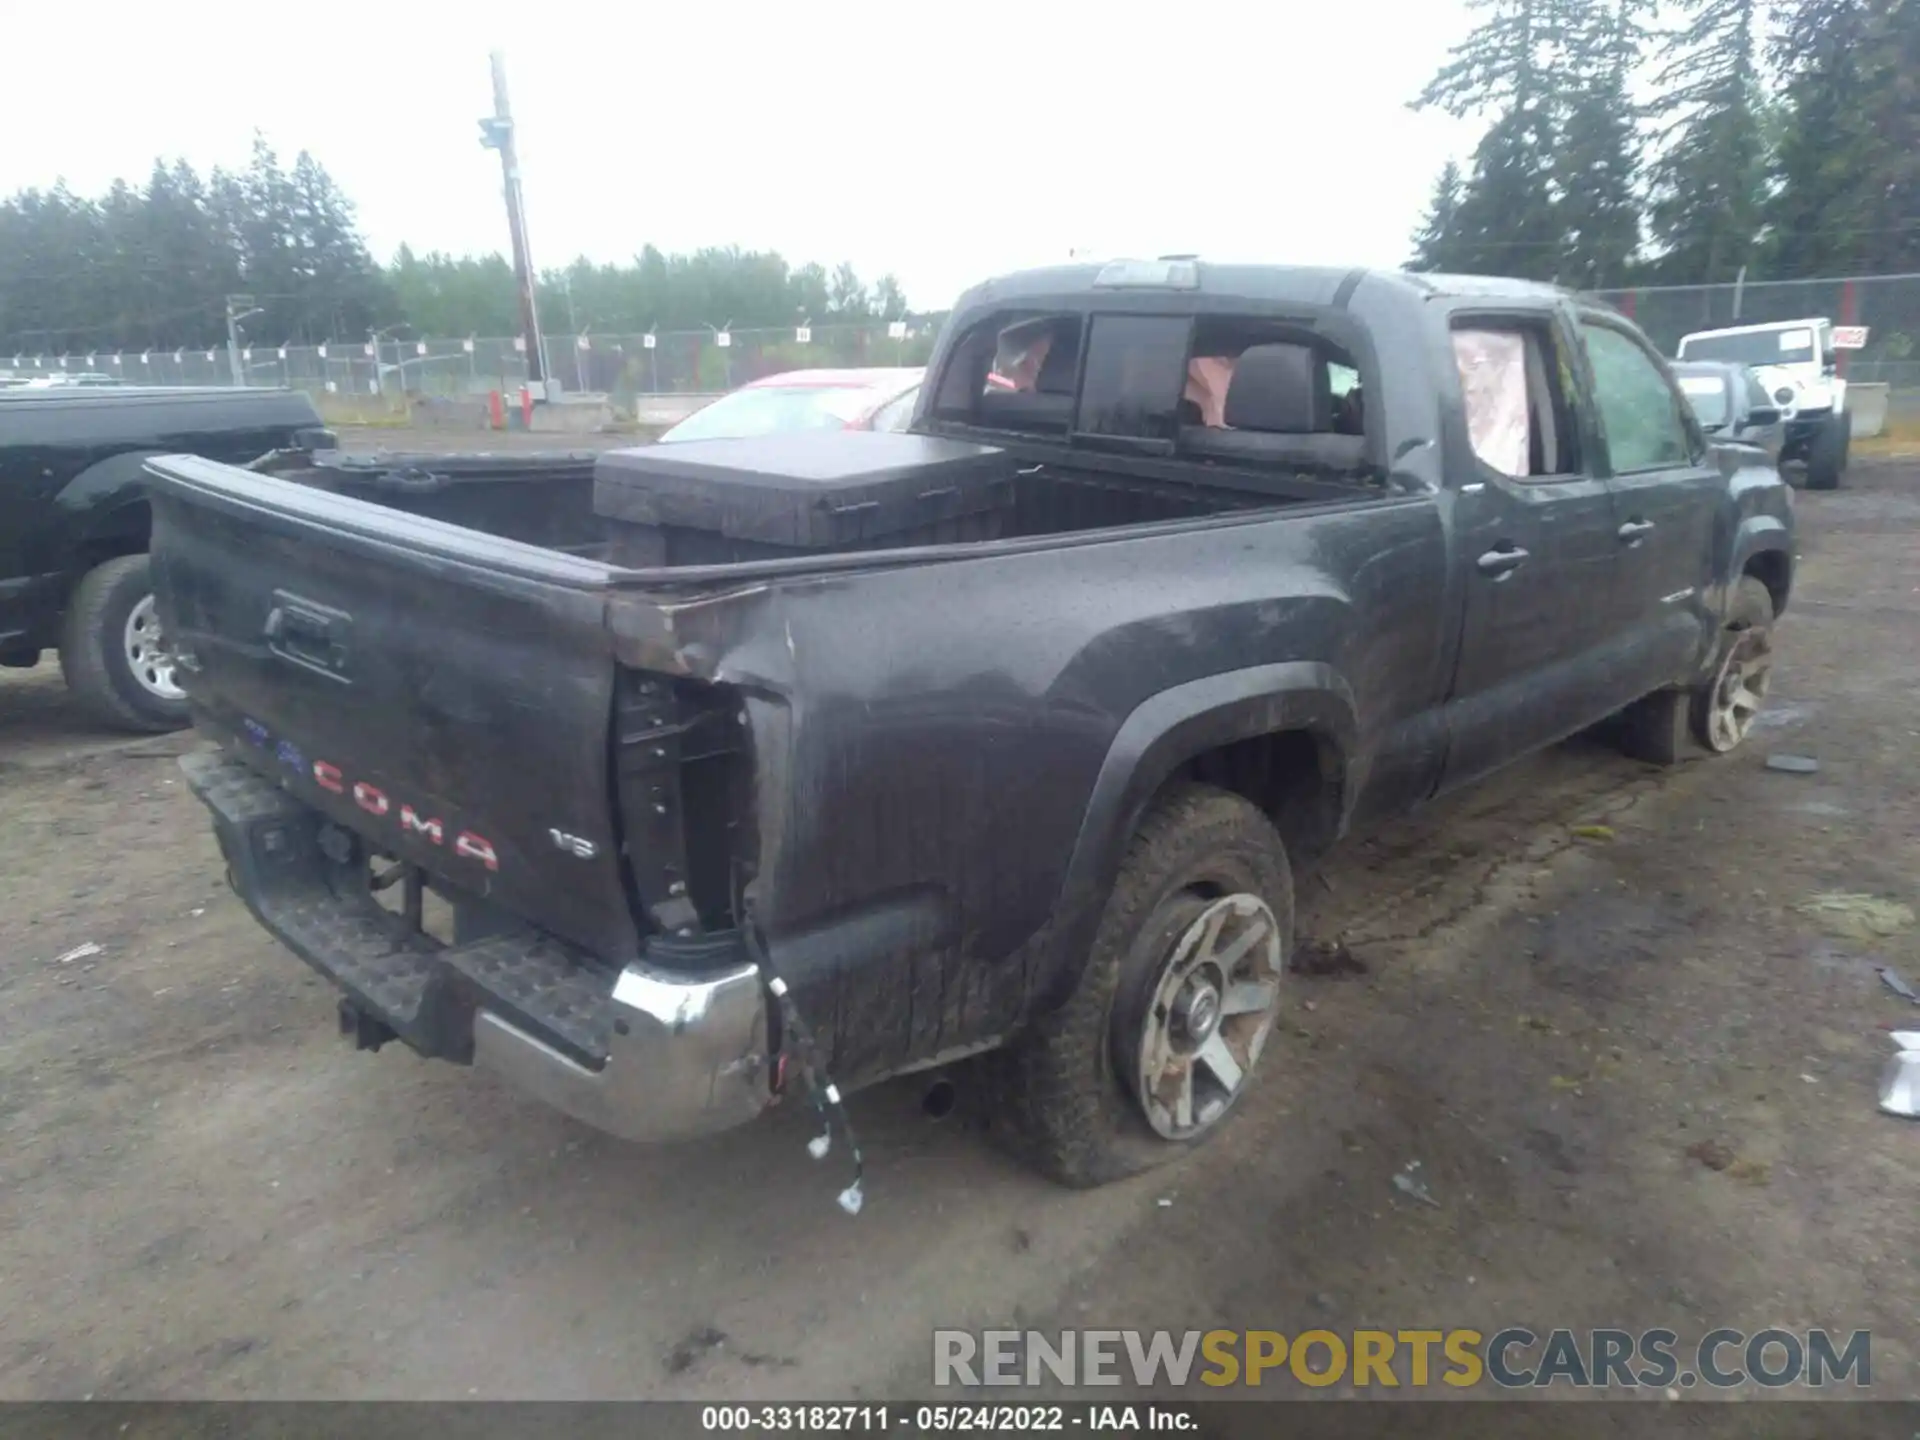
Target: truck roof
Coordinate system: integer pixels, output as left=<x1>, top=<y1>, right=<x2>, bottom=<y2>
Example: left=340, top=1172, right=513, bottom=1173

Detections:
left=952, top=260, right=1577, bottom=314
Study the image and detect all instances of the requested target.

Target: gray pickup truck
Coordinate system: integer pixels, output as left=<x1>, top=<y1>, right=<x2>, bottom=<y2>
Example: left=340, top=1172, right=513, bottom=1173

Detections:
left=146, top=261, right=1794, bottom=1198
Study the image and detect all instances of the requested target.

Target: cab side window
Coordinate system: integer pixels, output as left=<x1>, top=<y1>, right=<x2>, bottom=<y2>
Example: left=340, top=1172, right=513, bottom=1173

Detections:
left=1580, top=322, right=1693, bottom=472
left=1450, top=322, right=1581, bottom=479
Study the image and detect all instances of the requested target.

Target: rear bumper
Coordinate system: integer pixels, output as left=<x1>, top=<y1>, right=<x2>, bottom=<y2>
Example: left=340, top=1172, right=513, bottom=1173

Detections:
left=181, top=747, right=772, bottom=1143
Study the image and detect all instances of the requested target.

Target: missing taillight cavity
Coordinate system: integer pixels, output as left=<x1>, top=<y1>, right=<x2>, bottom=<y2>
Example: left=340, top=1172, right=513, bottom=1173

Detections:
left=612, top=669, right=759, bottom=938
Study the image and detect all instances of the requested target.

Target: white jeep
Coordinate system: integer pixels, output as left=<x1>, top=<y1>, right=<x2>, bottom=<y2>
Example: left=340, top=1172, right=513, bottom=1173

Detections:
left=1675, top=318, right=1850, bottom=489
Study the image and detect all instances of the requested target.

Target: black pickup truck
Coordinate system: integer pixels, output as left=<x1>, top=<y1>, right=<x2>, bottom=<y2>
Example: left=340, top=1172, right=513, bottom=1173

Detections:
left=0, top=386, right=330, bottom=730
left=146, top=261, right=1794, bottom=1194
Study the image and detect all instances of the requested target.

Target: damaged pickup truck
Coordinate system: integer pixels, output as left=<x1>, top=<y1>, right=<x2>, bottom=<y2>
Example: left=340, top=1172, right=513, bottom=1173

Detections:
left=148, top=261, right=1794, bottom=1198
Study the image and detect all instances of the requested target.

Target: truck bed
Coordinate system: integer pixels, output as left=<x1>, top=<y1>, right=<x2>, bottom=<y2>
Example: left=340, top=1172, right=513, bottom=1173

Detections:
left=254, top=437, right=1366, bottom=574
left=143, top=435, right=1415, bottom=1091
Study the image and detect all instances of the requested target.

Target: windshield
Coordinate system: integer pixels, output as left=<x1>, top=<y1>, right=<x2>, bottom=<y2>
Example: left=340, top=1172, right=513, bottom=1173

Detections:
left=1679, top=329, right=1816, bottom=367
left=661, top=385, right=880, bottom=442
left=1676, top=374, right=1731, bottom=428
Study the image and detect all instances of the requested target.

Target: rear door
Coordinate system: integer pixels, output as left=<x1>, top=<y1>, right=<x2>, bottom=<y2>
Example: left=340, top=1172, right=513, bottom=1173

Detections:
left=1576, top=314, right=1723, bottom=695
left=146, top=454, right=640, bottom=962
left=1439, top=313, right=1624, bottom=791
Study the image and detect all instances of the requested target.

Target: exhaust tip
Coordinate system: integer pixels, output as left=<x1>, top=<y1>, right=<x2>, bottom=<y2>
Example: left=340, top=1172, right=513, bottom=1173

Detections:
left=922, top=1076, right=957, bottom=1122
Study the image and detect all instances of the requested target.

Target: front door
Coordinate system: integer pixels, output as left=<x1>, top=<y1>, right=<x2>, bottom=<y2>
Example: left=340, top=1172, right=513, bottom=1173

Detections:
left=1577, top=316, right=1724, bottom=696
left=1439, top=316, right=1623, bottom=792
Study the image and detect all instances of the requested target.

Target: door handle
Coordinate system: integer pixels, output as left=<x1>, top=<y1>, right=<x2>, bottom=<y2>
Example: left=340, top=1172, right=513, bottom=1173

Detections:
left=264, top=590, right=352, bottom=681
left=1617, top=519, right=1657, bottom=542
left=1476, top=546, right=1529, bottom=577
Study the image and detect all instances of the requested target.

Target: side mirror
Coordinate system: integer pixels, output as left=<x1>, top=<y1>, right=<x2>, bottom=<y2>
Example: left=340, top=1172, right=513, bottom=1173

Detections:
left=1746, top=405, right=1782, bottom=427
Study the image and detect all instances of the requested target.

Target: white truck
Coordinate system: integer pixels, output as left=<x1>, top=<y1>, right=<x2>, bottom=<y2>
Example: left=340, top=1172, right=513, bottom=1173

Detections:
left=1676, top=318, right=1850, bottom=489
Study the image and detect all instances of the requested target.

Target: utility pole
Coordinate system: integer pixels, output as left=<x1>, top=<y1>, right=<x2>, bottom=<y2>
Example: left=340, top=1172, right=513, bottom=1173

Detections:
left=225, top=294, right=261, bottom=387
left=479, top=51, right=547, bottom=393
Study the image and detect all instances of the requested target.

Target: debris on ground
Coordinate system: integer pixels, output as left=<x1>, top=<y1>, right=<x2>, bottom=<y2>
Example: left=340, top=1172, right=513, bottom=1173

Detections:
left=1685, top=1139, right=1735, bottom=1171
left=1518, top=1013, right=1556, bottom=1033
left=1876, top=965, right=1920, bottom=1005
left=1684, top=1139, right=1769, bottom=1184
left=51, top=942, right=101, bottom=965
left=1292, top=938, right=1369, bottom=977
left=664, top=1325, right=729, bottom=1376
left=1765, top=754, right=1821, bottom=775
left=1570, top=824, right=1616, bottom=841
left=1391, top=1161, right=1441, bottom=1209
left=1796, top=893, right=1916, bottom=943
left=1880, top=1046, right=1920, bottom=1119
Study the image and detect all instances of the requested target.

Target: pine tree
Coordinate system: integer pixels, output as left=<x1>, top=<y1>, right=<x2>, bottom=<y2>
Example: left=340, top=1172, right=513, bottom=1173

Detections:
left=1451, top=106, right=1565, bottom=281
left=828, top=262, right=870, bottom=318
left=1408, top=161, right=1467, bottom=270
left=286, top=151, right=391, bottom=340
left=1556, top=2, right=1644, bottom=290
left=1414, top=0, right=1651, bottom=283
left=1414, top=0, right=1578, bottom=280
left=1763, top=0, right=1878, bottom=276
left=1848, top=0, right=1920, bottom=272
left=1644, top=0, right=1769, bottom=284
left=872, top=274, right=908, bottom=320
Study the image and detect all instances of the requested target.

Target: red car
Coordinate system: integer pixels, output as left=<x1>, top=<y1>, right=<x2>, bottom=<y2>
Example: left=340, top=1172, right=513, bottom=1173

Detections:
left=659, top=367, right=923, bottom=443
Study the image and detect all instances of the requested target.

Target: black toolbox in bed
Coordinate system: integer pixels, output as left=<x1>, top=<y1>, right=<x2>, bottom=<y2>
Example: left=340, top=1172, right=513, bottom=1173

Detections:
left=593, top=431, right=1019, bottom=565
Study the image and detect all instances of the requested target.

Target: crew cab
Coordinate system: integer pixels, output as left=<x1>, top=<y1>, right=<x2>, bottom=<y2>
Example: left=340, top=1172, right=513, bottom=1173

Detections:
left=145, top=262, right=1793, bottom=1195
left=0, top=385, right=330, bottom=730
left=1676, top=318, right=1849, bottom=488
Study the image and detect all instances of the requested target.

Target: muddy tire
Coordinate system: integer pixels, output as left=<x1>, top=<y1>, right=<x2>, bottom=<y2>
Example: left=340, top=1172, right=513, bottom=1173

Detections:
left=1690, top=576, right=1777, bottom=753
left=57, top=555, right=190, bottom=733
left=1804, top=414, right=1848, bottom=490
left=984, top=784, right=1293, bottom=1188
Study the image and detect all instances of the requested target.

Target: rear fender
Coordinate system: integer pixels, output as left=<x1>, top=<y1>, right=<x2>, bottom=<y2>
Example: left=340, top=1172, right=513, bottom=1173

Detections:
left=1038, top=661, right=1358, bottom=1009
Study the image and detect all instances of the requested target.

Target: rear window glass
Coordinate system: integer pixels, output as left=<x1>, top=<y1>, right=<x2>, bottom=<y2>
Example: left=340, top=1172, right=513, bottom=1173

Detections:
left=929, top=306, right=1371, bottom=474
left=931, top=311, right=1084, bottom=434
left=1075, top=315, right=1189, bottom=441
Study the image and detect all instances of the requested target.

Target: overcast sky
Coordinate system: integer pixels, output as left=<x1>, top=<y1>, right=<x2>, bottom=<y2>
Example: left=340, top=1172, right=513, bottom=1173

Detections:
left=1, top=0, right=1482, bottom=310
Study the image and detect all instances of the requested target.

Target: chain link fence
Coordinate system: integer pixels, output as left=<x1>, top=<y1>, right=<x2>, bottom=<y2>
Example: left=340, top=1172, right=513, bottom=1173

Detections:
left=8, top=274, right=1918, bottom=422
left=1590, top=273, right=1920, bottom=400
left=1, top=320, right=941, bottom=403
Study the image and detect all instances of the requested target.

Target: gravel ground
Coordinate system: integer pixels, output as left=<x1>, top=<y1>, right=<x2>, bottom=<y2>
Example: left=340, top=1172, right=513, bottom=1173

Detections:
left=1, top=453, right=1916, bottom=1406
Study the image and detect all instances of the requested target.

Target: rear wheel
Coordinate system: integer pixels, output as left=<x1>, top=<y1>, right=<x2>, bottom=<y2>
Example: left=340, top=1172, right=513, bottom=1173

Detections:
left=1692, top=576, right=1776, bottom=753
left=1617, top=575, right=1777, bottom=765
left=57, top=554, right=190, bottom=733
left=986, top=784, right=1293, bottom=1187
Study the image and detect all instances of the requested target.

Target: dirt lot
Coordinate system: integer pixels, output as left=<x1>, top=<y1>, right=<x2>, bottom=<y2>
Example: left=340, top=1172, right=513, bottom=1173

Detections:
left=1, top=443, right=1917, bottom=1404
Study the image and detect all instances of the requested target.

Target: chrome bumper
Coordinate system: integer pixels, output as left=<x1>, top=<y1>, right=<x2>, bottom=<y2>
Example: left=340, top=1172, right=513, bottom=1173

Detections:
left=181, top=746, right=773, bottom=1145
left=472, top=959, right=770, bottom=1142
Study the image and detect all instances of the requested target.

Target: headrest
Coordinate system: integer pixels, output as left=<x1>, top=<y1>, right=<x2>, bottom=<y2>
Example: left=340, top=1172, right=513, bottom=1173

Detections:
left=1223, top=343, right=1331, bottom=434
left=1034, top=330, right=1081, bottom=395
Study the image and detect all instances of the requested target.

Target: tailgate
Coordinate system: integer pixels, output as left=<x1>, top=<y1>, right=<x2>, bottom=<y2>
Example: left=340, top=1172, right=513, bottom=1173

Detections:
left=146, top=453, right=640, bottom=961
